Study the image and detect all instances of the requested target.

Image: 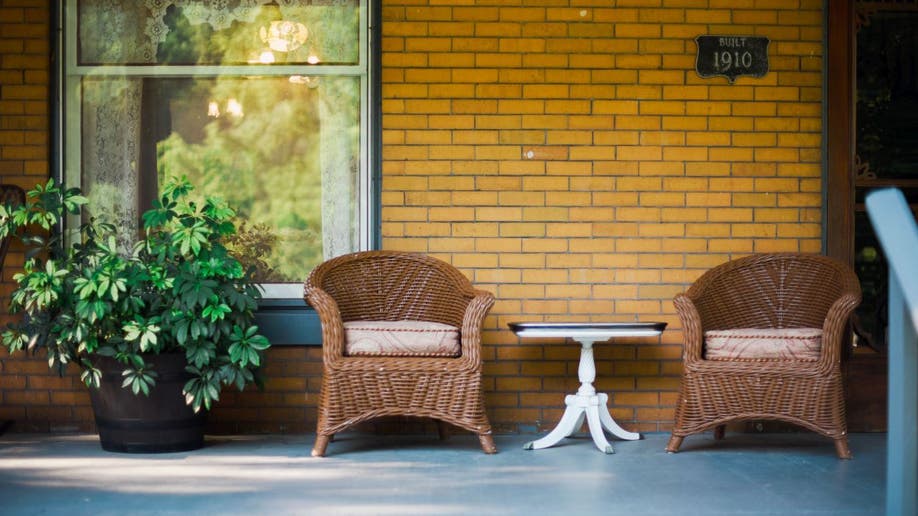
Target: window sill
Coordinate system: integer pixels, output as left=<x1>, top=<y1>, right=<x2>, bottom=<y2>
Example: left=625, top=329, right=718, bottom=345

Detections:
left=255, top=298, right=321, bottom=346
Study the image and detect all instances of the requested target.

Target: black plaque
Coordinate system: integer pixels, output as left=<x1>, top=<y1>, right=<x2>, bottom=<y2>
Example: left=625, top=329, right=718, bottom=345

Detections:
left=695, top=35, right=769, bottom=84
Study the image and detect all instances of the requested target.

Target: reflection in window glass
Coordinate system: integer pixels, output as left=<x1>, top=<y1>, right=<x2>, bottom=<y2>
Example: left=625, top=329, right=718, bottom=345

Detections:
left=65, top=1, right=368, bottom=287
left=81, top=76, right=359, bottom=282
left=78, top=0, right=359, bottom=66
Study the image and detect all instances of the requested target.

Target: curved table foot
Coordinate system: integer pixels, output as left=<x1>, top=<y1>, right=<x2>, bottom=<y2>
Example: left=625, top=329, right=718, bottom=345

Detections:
left=526, top=393, right=638, bottom=453
left=525, top=402, right=584, bottom=450
left=585, top=404, right=615, bottom=454
left=597, top=393, right=641, bottom=441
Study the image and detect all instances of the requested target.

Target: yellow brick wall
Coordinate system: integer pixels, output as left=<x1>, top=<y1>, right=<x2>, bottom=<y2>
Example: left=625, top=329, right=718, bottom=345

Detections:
left=0, top=0, right=826, bottom=435
left=380, top=0, right=824, bottom=432
left=0, top=0, right=63, bottom=430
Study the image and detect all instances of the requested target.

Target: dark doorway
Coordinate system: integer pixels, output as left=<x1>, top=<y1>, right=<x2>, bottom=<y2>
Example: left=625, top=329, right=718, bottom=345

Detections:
left=827, top=1, right=918, bottom=431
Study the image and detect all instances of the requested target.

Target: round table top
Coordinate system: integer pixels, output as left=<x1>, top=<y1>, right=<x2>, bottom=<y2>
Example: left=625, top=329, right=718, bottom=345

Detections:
left=508, top=321, right=667, bottom=339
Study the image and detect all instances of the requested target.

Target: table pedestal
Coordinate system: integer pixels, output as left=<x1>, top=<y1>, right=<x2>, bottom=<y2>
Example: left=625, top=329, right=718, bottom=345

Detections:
left=524, top=339, right=640, bottom=454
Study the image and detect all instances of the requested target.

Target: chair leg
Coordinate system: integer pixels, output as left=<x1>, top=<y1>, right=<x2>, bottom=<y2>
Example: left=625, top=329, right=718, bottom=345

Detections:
left=312, top=434, right=331, bottom=457
left=834, top=437, right=853, bottom=459
left=714, top=425, right=726, bottom=440
left=478, top=433, right=497, bottom=454
left=437, top=420, right=450, bottom=441
left=666, top=435, right=684, bottom=453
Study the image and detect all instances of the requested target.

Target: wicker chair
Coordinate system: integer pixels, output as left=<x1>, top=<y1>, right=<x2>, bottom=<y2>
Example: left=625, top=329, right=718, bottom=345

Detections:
left=666, top=253, right=861, bottom=458
left=304, top=250, right=497, bottom=456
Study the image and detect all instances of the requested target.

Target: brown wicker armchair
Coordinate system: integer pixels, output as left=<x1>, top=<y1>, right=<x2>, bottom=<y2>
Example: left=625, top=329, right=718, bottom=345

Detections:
left=666, top=253, right=861, bottom=458
left=304, top=250, right=497, bottom=456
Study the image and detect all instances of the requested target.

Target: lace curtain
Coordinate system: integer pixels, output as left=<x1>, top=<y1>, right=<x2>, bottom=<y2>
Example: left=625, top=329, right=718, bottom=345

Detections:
left=83, top=0, right=353, bottom=64
left=76, top=0, right=359, bottom=262
left=318, top=78, right=359, bottom=258
left=79, top=1, right=146, bottom=245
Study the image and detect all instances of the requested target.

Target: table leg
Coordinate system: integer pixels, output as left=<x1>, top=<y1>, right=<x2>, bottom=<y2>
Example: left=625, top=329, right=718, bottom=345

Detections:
left=585, top=404, right=615, bottom=454
left=565, top=412, right=585, bottom=437
left=597, top=393, right=641, bottom=441
left=524, top=400, right=585, bottom=450
left=576, top=340, right=597, bottom=396
left=525, top=337, right=638, bottom=453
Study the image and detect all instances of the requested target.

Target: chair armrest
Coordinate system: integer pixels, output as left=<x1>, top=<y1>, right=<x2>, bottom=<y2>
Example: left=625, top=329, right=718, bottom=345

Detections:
left=460, top=289, right=496, bottom=366
left=303, top=284, right=346, bottom=366
left=674, top=293, right=704, bottom=364
left=819, top=292, right=862, bottom=368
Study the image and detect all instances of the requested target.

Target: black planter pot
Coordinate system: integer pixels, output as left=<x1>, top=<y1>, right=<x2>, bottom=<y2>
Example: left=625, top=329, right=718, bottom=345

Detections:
left=89, top=353, right=206, bottom=453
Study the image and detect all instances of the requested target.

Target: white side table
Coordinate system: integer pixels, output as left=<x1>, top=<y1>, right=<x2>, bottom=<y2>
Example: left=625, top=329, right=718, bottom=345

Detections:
left=509, top=322, right=667, bottom=454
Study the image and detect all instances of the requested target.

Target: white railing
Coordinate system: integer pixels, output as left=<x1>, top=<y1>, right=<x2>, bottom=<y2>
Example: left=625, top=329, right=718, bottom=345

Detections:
left=865, top=188, right=918, bottom=516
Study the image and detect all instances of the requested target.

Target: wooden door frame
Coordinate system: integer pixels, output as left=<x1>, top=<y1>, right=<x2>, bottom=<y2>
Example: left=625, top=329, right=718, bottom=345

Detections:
left=825, top=0, right=855, bottom=264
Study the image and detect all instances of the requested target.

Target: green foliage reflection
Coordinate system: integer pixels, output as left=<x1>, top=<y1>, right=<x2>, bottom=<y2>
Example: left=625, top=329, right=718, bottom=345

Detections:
left=147, top=3, right=362, bottom=282
left=156, top=77, right=326, bottom=282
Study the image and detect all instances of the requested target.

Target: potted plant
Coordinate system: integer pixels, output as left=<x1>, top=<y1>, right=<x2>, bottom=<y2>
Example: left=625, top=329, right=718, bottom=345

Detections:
left=0, top=177, right=270, bottom=452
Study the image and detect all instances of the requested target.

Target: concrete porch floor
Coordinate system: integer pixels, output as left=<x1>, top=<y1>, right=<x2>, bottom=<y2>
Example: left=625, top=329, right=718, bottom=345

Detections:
left=0, top=431, right=885, bottom=515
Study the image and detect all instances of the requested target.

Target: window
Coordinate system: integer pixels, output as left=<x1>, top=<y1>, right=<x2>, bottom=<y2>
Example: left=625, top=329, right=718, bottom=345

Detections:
left=59, top=0, right=375, bottom=300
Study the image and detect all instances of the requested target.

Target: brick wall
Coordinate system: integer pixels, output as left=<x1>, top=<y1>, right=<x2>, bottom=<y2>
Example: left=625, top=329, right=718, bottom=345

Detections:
left=0, top=1, right=47, bottom=185
left=379, top=0, right=824, bottom=434
left=0, top=0, right=61, bottom=429
left=0, top=0, right=826, bottom=435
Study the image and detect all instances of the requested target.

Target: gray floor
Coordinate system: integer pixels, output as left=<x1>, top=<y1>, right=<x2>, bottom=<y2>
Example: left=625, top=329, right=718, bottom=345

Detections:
left=0, top=432, right=885, bottom=515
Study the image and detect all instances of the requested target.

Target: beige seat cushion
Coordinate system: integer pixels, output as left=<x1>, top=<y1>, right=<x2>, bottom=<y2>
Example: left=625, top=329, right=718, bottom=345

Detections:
left=704, top=328, right=823, bottom=361
left=344, top=320, right=461, bottom=357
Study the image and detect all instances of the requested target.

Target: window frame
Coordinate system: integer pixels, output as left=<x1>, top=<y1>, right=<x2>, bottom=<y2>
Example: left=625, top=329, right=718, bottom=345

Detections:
left=55, top=0, right=381, bottom=344
left=59, top=0, right=379, bottom=299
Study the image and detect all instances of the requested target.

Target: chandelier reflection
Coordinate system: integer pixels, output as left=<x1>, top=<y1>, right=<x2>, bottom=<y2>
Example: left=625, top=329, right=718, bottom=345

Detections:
left=289, top=75, right=320, bottom=88
left=226, top=98, right=244, bottom=117
left=207, top=99, right=244, bottom=118
left=260, top=20, right=308, bottom=53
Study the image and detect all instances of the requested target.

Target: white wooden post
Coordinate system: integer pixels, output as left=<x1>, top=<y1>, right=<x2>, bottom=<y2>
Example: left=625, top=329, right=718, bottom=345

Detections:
left=865, top=188, right=918, bottom=516
left=886, top=276, right=918, bottom=516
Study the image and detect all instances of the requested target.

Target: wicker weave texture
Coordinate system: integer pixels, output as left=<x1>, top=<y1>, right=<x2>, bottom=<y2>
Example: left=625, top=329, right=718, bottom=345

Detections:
left=667, top=253, right=862, bottom=459
left=304, top=250, right=496, bottom=455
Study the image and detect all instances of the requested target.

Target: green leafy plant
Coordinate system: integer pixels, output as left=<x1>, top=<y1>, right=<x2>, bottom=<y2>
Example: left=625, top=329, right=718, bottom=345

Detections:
left=225, top=221, right=282, bottom=283
left=0, top=177, right=270, bottom=411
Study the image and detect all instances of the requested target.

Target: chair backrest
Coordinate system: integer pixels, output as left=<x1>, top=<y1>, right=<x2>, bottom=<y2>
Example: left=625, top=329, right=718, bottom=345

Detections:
left=0, top=184, right=25, bottom=272
left=307, top=250, right=476, bottom=327
left=686, top=253, right=861, bottom=331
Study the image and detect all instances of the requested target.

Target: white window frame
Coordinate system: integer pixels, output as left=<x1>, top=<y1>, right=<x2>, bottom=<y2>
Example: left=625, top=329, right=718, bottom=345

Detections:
left=59, top=0, right=375, bottom=299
